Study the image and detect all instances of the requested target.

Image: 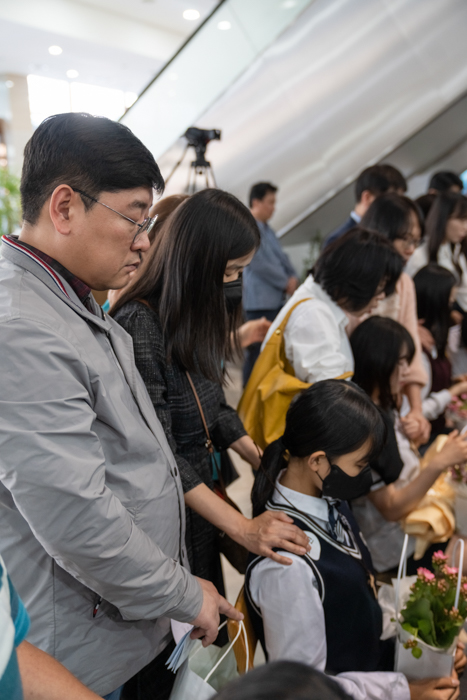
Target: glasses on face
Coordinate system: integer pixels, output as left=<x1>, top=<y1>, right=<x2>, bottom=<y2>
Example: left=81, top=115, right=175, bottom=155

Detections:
left=399, top=235, right=421, bottom=249
left=73, top=188, right=157, bottom=243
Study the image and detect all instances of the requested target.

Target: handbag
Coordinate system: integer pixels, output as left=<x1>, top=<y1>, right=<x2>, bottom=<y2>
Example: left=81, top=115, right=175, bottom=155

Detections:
left=237, top=298, right=315, bottom=449
left=186, top=372, right=249, bottom=575
left=169, top=621, right=248, bottom=700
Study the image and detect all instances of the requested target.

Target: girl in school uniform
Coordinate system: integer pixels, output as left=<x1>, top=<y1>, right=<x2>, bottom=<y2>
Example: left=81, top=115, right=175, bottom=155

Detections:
left=245, top=380, right=461, bottom=700
left=350, top=316, right=467, bottom=575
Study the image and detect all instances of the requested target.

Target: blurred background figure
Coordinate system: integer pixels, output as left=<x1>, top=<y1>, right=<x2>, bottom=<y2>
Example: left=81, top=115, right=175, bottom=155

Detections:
left=428, top=171, right=464, bottom=195
left=242, top=182, right=298, bottom=385
left=323, top=165, right=406, bottom=248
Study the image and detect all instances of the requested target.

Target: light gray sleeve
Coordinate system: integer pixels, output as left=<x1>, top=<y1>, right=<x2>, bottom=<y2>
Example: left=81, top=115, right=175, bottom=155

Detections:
left=422, top=389, right=452, bottom=421
left=0, top=318, right=202, bottom=623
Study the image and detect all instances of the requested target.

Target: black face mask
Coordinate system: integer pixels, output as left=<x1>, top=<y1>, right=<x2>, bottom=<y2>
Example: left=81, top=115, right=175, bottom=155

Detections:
left=224, top=278, right=243, bottom=313
left=318, top=460, right=373, bottom=501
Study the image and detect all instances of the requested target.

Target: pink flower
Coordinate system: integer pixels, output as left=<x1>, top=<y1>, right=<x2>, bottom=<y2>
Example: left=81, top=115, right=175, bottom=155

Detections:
left=463, top=583, right=467, bottom=591
left=446, top=566, right=458, bottom=575
left=433, top=551, right=448, bottom=562
left=418, top=567, right=435, bottom=581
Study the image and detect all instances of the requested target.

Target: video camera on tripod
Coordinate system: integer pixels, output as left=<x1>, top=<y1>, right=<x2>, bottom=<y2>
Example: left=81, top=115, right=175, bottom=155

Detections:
left=165, top=126, right=222, bottom=192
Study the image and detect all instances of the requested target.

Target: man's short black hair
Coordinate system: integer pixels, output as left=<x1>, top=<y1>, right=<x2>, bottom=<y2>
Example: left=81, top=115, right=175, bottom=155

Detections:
left=313, top=227, right=403, bottom=313
left=379, top=163, right=407, bottom=193
left=429, top=171, right=463, bottom=193
left=354, top=165, right=391, bottom=203
left=249, top=182, right=278, bottom=208
left=21, top=112, right=165, bottom=225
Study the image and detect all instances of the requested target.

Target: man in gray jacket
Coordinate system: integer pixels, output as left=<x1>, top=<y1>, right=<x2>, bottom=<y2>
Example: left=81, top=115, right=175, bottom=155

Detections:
left=0, top=113, right=240, bottom=698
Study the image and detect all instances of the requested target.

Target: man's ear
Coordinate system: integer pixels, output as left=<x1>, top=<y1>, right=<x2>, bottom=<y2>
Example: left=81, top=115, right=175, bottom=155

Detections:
left=49, top=185, right=78, bottom=236
left=360, top=189, right=376, bottom=209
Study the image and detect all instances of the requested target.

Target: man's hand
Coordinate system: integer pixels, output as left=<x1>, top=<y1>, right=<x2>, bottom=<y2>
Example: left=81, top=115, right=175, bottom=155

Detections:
left=240, top=510, right=311, bottom=565
left=190, top=578, right=243, bottom=647
left=285, top=276, right=299, bottom=296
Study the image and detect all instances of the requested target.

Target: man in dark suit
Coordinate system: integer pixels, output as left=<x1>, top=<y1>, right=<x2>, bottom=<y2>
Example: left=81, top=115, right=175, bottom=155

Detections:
left=323, top=164, right=406, bottom=248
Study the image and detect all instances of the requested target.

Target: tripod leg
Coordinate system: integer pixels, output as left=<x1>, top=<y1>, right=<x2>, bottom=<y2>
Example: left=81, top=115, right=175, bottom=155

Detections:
left=208, top=165, right=217, bottom=188
left=165, top=145, right=189, bottom=186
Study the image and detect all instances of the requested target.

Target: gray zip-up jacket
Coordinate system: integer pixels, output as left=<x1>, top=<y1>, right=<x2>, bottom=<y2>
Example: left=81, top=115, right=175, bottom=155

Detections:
left=0, top=237, right=203, bottom=695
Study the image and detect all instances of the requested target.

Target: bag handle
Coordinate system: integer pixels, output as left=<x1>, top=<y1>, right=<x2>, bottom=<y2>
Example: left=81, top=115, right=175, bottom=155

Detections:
left=203, top=620, right=249, bottom=684
left=272, top=297, right=312, bottom=338
left=453, top=538, right=465, bottom=610
left=395, top=533, right=410, bottom=616
left=185, top=371, right=214, bottom=455
left=396, top=535, right=465, bottom=613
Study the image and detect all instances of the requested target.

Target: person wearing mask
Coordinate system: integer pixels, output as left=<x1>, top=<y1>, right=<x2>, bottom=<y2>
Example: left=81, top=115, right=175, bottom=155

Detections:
left=111, top=189, right=310, bottom=691
left=413, top=264, right=467, bottom=436
left=259, top=229, right=403, bottom=386
left=244, top=380, right=462, bottom=700
left=405, top=193, right=467, bottom=321
left=359, top=193, right=429, bottom=442
left=350, top=316, right=467, bottom=576
left=428, top=171, right=463, bottom=195
left=104, top=194, right=271, bottom=350
left=322, top=164, right=406, bottom=248
left=242, top=182, right=299, bottom=385
left=0, top=113, right=243, bottom=700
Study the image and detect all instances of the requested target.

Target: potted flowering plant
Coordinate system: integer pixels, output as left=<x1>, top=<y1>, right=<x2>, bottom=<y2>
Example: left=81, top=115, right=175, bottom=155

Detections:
left=395, top=548, right=467, bottom=680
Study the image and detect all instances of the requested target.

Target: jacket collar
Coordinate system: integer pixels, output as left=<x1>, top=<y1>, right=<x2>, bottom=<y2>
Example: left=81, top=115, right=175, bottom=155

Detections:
left=1, top=235, right=112, bottom=332
left=303, top=275, right=348, bottom=329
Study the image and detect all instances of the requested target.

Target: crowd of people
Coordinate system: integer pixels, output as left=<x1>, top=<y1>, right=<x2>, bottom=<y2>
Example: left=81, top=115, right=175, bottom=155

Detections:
left=1, top=111, right=467, bottom=700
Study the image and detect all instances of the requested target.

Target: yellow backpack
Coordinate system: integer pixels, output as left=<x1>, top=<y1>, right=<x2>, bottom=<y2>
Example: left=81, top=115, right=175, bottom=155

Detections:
left=237, top=299, right=312, bottom=449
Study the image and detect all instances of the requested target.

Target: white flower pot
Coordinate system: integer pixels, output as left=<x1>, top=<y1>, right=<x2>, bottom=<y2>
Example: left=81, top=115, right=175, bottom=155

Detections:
left=395, top=622, right=456, bottom=681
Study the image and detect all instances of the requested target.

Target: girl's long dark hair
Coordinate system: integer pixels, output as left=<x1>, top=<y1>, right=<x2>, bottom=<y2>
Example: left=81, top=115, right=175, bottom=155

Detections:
left=350, top=316, right=415, bottom=411
left=413, top=264, right=456, bottom=359
left=252, top=380, right=385, bottom=517
left=112, top=188, right=260, bottom=383
left=426, top=193, right=467, bottom=274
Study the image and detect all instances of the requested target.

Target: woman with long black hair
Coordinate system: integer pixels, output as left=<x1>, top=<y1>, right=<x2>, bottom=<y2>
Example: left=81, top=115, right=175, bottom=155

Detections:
left=406, top=192, right=467, bottom=318
left=112, top=189, right=308, bottom=586
left=413, top=264, right=467, bottom=436
left=245, top=380, right=462, bottom=700
left=350, top=316, right=467, bottom=575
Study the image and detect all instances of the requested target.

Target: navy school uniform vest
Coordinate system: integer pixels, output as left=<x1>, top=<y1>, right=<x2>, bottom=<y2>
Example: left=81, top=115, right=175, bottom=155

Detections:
left=245, top=499, right=394, bottom=675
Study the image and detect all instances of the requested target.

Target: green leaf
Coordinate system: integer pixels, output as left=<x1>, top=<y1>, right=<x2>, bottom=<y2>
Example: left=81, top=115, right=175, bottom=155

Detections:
left=412, top=647, right=423, bottom=659
left=401, top=622, right=419, bottom=636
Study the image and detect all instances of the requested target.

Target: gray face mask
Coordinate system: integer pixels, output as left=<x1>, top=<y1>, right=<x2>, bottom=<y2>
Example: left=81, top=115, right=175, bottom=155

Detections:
left=318, top=459, right=373, bottom=501
left=224, top=278, right=243, bottom=313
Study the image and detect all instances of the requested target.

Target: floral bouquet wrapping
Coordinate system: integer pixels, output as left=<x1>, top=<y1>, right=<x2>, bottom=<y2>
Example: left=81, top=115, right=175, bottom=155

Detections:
left=395, top=542, right=467, bottom=680
left=449, top=461, right=467, bottom=536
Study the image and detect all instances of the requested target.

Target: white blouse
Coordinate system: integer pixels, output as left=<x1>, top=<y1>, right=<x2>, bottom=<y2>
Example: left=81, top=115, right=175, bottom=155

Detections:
left=248, top=480, right=410, bottom=700
left=261, top=275, right=354, bottom=383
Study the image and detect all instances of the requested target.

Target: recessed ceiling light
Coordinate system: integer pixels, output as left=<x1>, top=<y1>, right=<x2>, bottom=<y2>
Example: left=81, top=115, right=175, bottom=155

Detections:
left=217, top=20, right=231, bottom=30
left=5, top=80, right=14, bottom=88
left=66, top=69, right=79, bottom=79
left=48, top=45, right=62, bottom=55
left=183, top=9, right=200, bottom=20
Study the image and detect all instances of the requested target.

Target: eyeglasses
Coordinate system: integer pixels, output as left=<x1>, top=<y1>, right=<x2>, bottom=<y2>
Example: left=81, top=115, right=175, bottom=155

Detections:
left=399, top=235, right=421, bottom=249
left=73, top=188, right=158, bottom=243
